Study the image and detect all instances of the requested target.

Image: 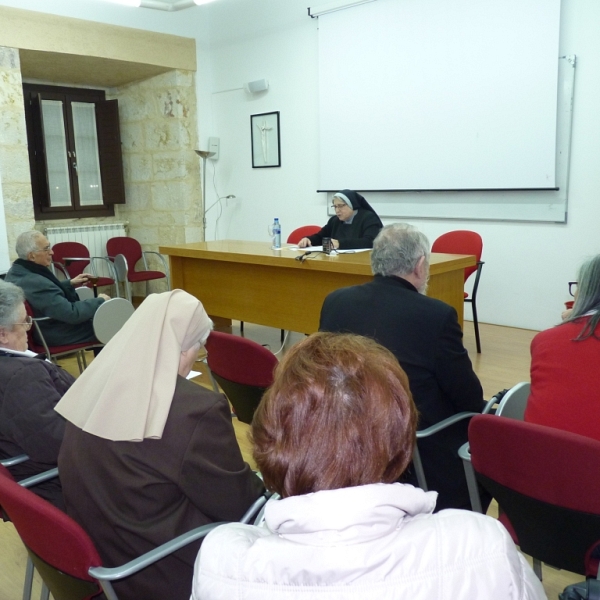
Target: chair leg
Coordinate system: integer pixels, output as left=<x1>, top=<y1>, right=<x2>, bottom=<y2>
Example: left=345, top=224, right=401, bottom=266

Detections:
left=22, top=556, right=33, bottom=600
left=471, top=299, right=482, bottom=354
left=533, top=558, right=543, bottom=581
left=39, top=582, right=50, bottom=600
left=280, top=329, right=285, bottom=344
left=75, top=353, right=84, bottom=374
left=81, top=350, right=88, bottom=370
left=125, top=280, right=132, bottom=303
left=240, top=321, right=244, bottom=336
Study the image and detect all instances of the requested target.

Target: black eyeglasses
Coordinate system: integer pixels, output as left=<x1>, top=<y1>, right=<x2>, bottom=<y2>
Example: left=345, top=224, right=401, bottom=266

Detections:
left=568, top=281, right=578, bottom=297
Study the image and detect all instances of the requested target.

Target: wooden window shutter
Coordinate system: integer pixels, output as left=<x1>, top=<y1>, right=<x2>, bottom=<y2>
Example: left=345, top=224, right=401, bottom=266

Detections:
left=96, top=99, right=126, bottom=205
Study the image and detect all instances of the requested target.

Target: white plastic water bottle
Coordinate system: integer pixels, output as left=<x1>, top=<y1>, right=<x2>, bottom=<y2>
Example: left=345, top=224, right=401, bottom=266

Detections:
left=272, top=218, right=281, bottom=249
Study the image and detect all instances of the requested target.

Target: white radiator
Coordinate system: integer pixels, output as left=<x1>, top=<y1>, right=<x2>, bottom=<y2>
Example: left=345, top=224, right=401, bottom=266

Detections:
left=45, top=223, right=128, bottom=277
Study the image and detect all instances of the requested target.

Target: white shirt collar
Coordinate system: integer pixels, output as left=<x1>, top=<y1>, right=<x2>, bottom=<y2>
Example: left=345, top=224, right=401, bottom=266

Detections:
left=0, top=346, right=47, bottom=360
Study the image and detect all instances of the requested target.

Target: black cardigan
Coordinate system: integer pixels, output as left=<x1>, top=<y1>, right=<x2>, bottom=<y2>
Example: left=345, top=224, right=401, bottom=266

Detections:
left=307, top=210, right=383, bottom=250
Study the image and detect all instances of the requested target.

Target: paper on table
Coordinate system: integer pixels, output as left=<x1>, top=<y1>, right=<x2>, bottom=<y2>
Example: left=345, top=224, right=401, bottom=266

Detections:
left=289, top=246, right=370, bottom=254
left=186, top=369, right=202, bottom=380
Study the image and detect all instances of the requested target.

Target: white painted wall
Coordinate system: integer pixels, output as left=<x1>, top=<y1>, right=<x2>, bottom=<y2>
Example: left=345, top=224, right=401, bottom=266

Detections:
left=198, top=0, right=600, bottom=332
left=2, top=0, right=599, bottom=332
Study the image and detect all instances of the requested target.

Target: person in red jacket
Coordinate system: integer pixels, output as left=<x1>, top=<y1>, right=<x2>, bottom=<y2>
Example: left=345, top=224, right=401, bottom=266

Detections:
left=525, top=254, right=600, bottom=441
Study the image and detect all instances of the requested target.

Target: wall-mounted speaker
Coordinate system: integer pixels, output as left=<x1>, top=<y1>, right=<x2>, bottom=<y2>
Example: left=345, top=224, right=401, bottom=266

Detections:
left=245, top=78, right=269, bottom=93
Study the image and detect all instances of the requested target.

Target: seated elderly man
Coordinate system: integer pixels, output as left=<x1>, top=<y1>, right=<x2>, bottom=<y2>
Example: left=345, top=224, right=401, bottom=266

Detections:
left=320, top=223, right=486, bottom=512
left=0, top=280, right=72, bottom=509
left=5, top=230, right=109, bottom=346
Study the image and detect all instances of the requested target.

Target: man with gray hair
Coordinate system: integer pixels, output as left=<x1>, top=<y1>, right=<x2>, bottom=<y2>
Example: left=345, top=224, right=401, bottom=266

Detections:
left=6, top=230, right=109, bottom=347
left=320, top=223, right=485, bottom=511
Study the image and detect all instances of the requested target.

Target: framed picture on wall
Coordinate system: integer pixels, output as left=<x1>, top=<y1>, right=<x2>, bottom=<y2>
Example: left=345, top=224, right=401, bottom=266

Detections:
left=251, top=111, right=281, bottom=168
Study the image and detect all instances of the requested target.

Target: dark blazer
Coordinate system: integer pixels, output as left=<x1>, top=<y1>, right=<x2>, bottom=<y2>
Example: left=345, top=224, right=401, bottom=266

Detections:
left=58, top=376, right=264, bottom=600
left=5, top=262, right=102, bottom=346
left=320, top=275, right=484, bottom=510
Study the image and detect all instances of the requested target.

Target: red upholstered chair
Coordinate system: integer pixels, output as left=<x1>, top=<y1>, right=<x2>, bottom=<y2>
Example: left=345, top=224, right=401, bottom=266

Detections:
left=106, top=237, right=170, bottom=302
left=52, top=242, right=116, bottom=292
left=0, top=464, right=231, bottom=600
left=205, top=331, right=278, bottom=424
left=24, top=301, right=98, bottom=373
left=287, top=225, right=321, bottom=244
left=431, top=230, right=484, bottom=353
left=0, top=464, right=60, bottom=600
left=468, top=415, right=600, bottom=584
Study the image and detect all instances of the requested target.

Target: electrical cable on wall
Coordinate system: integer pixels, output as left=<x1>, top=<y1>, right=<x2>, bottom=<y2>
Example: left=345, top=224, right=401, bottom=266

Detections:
left=204, top=160, right=235, bottom=240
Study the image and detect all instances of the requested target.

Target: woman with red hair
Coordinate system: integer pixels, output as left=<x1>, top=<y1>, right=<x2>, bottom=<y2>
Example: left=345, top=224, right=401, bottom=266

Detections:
left=192, top=332, right=544, bottom=600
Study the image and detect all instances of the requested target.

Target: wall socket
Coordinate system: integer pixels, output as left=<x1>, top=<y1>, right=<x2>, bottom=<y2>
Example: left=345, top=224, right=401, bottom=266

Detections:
left=208, top=137, right=220, bottom=160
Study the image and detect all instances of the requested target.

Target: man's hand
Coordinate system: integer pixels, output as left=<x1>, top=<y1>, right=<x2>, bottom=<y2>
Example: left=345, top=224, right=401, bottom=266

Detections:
left=298, top=237, right=312, bottom=248
left=70, top=273, right=91, bottom=286
left=98, top=293, right=111, bottom=301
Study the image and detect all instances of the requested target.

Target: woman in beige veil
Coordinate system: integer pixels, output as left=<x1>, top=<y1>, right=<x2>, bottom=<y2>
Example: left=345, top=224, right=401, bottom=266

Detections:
left=56, top=290, right=264, bottom=600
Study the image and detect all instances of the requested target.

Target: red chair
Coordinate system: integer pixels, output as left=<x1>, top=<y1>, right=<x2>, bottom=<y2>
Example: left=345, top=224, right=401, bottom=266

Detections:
left=106, top=237, right=170, bottom=302
left=431, top=230, right=484, bottom=353
left=469, top=415, right=600, bottom=584
left=52, top=242, right=116, bottom=291
left=0, top=464, right=227, bottom=600
left=205, top=331, right=278, bottom=424
left=287, top=225, right=321, bottom=244
left=24, top=301, right=98, bottom=373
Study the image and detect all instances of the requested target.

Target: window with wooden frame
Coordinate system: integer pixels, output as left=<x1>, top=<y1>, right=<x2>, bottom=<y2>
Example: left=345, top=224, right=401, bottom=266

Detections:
left=23, top=83, right=126, bottom=220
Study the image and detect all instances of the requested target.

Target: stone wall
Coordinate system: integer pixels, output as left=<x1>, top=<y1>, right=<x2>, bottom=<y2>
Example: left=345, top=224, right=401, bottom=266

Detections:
left=0, top=47, right=35, bottom=256
left=109, top=68, right=202, bottom=254
left=0, top=48, right=201, bottom=291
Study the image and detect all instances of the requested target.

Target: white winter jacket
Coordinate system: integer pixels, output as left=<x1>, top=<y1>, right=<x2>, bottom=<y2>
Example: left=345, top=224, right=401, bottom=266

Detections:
left=192, top=483, right=546, bottom=600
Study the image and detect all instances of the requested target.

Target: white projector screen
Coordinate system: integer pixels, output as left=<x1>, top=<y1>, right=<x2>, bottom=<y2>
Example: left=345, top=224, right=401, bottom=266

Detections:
left=317, top=0, right=562, bottom=191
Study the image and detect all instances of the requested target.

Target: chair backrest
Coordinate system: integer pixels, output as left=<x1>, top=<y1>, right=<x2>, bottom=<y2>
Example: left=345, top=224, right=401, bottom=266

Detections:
left=24, top=301, right=44, bottom=354
left=0, top=465, right=103, bottom=585
left=92, top=298, right=135, bottom=344
left=287, top=225, right=321, bottom=244
left=107, top=237, right=142, bottom=274
left=52, top=242, right=90, bottom=278
left=205, top=331, right=278, bottom=424
left=469, top=415, right=600, bottom=576
left=495, top=382, right=530, bottom=420
left=431, top=230, right=483, bottom=282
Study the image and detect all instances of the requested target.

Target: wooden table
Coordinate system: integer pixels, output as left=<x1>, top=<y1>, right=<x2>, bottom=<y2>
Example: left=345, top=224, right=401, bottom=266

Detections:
left=159, top=240, right=475, bottom=333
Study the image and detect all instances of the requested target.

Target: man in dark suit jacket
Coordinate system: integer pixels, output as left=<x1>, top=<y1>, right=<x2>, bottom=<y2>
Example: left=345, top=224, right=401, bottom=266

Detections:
left=320, top=223, right=485, bottom=511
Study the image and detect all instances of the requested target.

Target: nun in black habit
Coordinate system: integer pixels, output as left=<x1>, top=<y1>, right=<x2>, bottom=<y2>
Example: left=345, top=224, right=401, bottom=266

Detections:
left=297, top=190, right=383, bottom=250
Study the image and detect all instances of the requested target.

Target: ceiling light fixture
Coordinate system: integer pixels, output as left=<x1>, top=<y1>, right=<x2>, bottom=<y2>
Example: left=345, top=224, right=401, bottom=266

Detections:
left=104, top=0, right=141, bottom=6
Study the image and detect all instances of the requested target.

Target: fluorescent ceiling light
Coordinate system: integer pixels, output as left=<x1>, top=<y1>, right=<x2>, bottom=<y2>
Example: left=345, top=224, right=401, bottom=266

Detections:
left=104, top=0, right=141, bottom=6
left=99, top=0, right=217, bottom=10
left=308, top=0, right=376, bottom=18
